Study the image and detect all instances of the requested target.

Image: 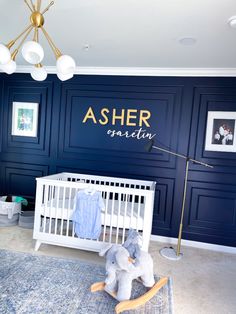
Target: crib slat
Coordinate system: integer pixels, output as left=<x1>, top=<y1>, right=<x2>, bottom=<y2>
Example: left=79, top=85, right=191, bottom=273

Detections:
left=72, top=220, right=75, bottom=238
left=42, top=184, right=49, bottom=233
left=48, top=185, right=54, bottom=234
left=72, top=189, right=77, bottom=238
left=122, top=193, right=129, bottom=243
left=54, top=185, right=60, bottom=235
left=60, top=186, right=66, bottom=235
left=136, top=193, right=141, bottom=231
left=141, top=195, right=146, bottom=232
left=129, top=192, right=135, bottom=230
left=109, top=192, right=115, bottom=243
left=66, top=187, right=72, bottom=237
left=115, top=184, right=122, bottom=244
left=102, top=191, right=110, bottom=242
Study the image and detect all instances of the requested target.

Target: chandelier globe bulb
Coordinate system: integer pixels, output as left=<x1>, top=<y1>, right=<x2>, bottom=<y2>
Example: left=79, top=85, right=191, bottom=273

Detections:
left=56, top=55, right=76, bottom=75
left=30, top=64, right=47, bottom=81
left=0, top=44, right=11, bottom=65
left=22, top=41, right=44, bottom=64
left=0, top=59, right=17, bottom=74
left=57, top=71, right=74, bottom=81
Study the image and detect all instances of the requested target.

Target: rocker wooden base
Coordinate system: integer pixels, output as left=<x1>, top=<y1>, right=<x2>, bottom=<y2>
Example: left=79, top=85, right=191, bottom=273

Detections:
left=90, top=277, right=168, bottom=314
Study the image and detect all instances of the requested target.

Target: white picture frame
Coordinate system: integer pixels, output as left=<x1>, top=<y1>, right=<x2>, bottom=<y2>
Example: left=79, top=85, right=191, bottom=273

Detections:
left=205, top=111, right=236, bottom=152
left=11, top=102, right=39, bottom=137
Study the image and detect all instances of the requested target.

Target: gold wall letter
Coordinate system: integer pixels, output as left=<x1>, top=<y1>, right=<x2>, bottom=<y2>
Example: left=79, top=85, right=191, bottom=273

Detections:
left=112, top=109, right=125, bottom=125
left=126, top=109, right=137, bottom=126
left=99, top=108, right=109, bottom=125
left=82, top=107, right=97, bottom=124
left=139, top=110, right=151, bottom=127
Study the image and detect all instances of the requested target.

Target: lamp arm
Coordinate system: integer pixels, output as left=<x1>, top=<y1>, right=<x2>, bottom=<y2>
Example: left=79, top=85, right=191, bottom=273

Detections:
left=153, top=145, right=188, bottom=160
left=188, top=158, right=213, bottom=168
left=152, top=145, right=213, bottom=168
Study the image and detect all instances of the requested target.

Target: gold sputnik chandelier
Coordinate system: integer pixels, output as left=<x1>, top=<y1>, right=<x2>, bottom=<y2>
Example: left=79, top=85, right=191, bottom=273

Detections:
left=0, top=0, right=76, bottom=81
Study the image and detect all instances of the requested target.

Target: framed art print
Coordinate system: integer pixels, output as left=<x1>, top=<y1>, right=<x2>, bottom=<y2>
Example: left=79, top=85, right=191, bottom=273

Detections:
left=205, top=111, right=236, bottom=152
left=11, top=102, right=39, bottom=137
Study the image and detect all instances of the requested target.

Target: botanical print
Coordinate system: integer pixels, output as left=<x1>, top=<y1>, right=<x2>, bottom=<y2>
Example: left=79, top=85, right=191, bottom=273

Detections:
left=17, top=109, right=34, bottom=131
left=12, top=102, right=38, bottom=137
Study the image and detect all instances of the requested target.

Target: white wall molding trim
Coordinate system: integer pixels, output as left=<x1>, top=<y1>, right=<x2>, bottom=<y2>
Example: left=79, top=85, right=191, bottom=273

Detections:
left=150, top=234, right=236, bottom=255
left=8, top=66, right=236, bottom=77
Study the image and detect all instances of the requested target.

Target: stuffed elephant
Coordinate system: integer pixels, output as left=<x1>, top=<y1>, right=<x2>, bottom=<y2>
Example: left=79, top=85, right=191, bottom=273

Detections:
left=122, top=229, right=142, bottom=259
left=99, top=243, right=155, bottom=301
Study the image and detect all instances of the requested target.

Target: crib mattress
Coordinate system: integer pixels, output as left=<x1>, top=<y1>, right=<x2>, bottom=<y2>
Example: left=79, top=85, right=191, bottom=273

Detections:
left=39, top=198, right=145, bottom=229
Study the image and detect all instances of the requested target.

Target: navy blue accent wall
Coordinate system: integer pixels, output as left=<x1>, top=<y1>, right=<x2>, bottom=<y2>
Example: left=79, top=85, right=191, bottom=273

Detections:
left=0, top=73, right=236, bottom=247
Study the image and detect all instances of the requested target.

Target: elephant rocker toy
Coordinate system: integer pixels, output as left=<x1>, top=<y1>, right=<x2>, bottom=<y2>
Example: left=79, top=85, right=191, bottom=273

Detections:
left=90, top=230, right=168, bottom=314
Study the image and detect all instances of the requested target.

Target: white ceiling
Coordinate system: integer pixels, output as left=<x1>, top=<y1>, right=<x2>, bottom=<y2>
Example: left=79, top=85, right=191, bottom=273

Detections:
left=1, top=0, right=236, bottom=72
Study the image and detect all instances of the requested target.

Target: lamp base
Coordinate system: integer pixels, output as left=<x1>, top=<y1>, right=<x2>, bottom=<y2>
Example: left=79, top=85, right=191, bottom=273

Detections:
left=159, top=247, right=183, bottom=261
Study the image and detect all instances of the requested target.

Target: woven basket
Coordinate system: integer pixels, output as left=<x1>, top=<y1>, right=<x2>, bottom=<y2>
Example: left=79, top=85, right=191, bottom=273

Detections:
left=0, top=214, right=19, bottom=227
left=0, top=196, right=22, bottom=219
left=19, top=211, right=34, bottom=229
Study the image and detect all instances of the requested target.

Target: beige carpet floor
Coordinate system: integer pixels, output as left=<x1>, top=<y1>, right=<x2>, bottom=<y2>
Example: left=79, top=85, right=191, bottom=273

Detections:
left=0, top=226, right=236, bottom=314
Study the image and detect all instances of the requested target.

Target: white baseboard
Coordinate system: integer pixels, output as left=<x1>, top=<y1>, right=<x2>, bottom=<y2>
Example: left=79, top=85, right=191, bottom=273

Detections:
left=150, top=234, right=236, bottom=255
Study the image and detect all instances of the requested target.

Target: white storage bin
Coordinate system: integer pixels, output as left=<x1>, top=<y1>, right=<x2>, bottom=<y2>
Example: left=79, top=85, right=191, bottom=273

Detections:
left=0, top=214, right=19, bottom=227
left=0, top=196, right=22, bottom=219
left=19, top=211, right=35, bottom=229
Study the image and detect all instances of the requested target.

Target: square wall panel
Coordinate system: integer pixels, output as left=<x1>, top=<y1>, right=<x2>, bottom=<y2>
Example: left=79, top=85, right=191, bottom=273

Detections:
left=1, top=162, right=48, bottom=199
left=1, top=81, right=53, bottom=156
left=58, top=83, right=183, bottom=170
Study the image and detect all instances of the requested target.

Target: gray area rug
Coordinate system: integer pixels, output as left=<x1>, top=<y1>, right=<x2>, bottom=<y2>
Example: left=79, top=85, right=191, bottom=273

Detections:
left=0, top=249, right=173, bottom=314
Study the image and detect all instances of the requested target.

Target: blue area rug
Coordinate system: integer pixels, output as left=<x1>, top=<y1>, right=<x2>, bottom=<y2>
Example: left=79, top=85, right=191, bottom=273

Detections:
left=0, top=249, right=173, bottom=314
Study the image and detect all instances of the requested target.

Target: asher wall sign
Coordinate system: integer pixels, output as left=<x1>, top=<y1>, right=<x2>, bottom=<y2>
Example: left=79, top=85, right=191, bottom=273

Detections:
left=82, top=107, right=156, bottom=140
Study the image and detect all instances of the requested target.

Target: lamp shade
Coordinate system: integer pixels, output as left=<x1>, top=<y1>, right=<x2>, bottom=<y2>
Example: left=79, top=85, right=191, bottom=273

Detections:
left=57, top=71, right=73, bottom=81
left=56, top=55, right=76, bottom=75
left=0, top=59, right=16, bottom=74
left=0, top=44, right=11, bottom=65
left=30, top=65, right=47, bottom=81
left=21, top=41, right=44, bottom=64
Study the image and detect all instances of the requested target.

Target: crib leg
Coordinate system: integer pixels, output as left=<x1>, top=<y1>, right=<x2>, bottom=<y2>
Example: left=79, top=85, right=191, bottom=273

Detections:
left=34, top=240, right=41, bottom=251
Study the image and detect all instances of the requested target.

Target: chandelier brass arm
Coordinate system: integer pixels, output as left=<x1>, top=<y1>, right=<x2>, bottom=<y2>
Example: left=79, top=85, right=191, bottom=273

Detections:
left=41, top=26, right=62, bottom=59
left=41, top=1, right=54, bottom=15
left=24, top=0, right=34, bottom=13
left=36, top=0, right=42, bottom=12
left=33, top=27, right=39, bottom=42
left=0, top=0, right=76, bottom=81
left=11, top=25, right=34, bottom=61
left=30, top=0, right=36, bottom=11
left=6, top=24, right=33, bottom=50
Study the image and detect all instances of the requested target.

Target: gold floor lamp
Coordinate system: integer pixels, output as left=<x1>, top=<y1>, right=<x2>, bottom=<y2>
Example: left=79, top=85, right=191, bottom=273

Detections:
left=145, top=140, right=213, bottom=260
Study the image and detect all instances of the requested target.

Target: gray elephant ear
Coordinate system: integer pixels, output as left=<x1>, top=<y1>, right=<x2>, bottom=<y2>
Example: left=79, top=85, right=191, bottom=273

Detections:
left=116, top=247, right=135, bottom=272
left=99, top=243, right=113, bottom=257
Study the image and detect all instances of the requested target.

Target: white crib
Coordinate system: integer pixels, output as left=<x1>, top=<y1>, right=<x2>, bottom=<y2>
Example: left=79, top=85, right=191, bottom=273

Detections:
left=33, top=172, right=156, bottom=252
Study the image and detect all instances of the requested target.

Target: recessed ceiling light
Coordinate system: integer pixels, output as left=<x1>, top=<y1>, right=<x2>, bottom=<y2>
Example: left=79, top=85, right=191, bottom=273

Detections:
left=83, top=44, right=90, bottom=51
left=178, top=37, right=197, bottom=46
left=228, top=16, right=236, bottom=28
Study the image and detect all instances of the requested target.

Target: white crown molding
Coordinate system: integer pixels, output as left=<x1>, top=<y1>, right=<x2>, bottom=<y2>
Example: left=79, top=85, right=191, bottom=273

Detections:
left=150, top=234, right=236, bottom=255
left=5, top=65, right=236, bottom=77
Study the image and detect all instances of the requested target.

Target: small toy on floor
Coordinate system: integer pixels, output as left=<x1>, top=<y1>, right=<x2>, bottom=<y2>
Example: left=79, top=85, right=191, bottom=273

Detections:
left=91, top=229, right=168, bottom=314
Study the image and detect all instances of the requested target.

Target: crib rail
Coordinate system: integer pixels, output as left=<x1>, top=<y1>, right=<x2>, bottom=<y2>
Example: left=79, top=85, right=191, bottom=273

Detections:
left=33, top=173, right=155, bottom=253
